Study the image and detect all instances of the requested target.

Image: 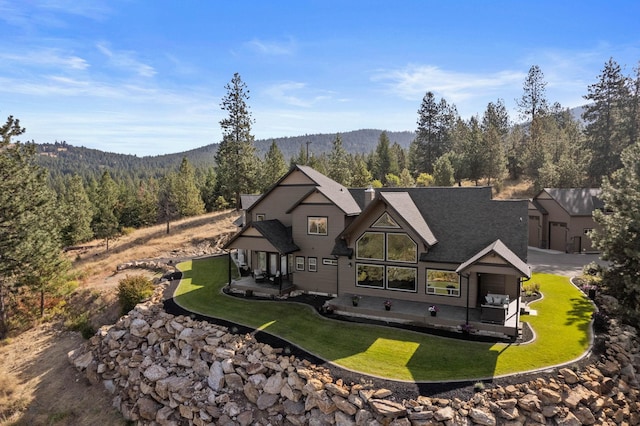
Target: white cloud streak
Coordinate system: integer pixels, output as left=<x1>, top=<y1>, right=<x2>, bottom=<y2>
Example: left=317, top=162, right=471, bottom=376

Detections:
left=96, top=42, right=156, bottom=78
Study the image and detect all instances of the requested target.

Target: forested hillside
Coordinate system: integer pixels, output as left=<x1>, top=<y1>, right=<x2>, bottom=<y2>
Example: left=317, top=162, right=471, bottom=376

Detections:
left=36, top=129, right=414, bottom=181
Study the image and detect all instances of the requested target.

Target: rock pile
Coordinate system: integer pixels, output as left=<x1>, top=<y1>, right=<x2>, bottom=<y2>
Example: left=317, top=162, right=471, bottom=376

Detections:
left=69, top=287, right=640, bottom=425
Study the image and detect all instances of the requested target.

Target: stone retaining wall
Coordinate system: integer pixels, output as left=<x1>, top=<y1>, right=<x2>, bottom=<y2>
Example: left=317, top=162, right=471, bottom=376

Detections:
left=69, top=286, right=640, bottom=425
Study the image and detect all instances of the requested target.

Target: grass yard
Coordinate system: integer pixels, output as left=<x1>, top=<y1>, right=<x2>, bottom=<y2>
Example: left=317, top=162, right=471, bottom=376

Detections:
left=174, top=255, right=594, bottom=382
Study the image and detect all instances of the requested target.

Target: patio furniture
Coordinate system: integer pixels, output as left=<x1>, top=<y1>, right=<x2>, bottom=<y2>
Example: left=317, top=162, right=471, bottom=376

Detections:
left=269, top=271, right=281, bottom=286
left=481, top=293, right=510, bottom=324
left=253, top=269, right=266, bottom=282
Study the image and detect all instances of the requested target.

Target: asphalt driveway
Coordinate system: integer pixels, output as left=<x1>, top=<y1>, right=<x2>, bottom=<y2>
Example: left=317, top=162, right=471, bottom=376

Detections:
left=527, top=247, right=607, bottom=277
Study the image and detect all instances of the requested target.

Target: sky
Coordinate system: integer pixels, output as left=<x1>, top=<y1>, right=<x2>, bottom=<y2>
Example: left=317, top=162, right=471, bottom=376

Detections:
left=1, top=1, right=639, bottom=157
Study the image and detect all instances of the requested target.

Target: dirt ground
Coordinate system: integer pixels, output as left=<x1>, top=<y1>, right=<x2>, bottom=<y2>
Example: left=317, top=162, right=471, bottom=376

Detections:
left=0, top=210, right=237, bottom=425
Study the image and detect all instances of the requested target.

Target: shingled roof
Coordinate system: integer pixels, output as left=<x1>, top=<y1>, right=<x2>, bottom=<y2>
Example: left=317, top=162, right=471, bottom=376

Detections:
left=456, top=239, right=531, bottom=278
left=348, top=186, right=528, bottom=264
left=540, top=188, right=603, bottom=216
left=252, top=220, right=299, bottom=254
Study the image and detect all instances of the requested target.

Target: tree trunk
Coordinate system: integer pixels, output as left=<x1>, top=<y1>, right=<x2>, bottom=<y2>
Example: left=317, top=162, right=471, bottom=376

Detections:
left=40, top=289, right=45, bottom=317
left=166, top=219, right=171, bottom=234
left=0, top=282, right=7, bottom=339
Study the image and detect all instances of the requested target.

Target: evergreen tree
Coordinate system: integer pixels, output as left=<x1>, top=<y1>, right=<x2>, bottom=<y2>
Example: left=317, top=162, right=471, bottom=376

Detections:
left=158, top=173, right=179, bottom=234
left=372, top=131, right=392, bottom=182
left=0, top=116, right=68, bottom=332
left=517, top=65, right=550, bottom=178
left=214, top=73, right=260, bottom=208
left=583, top=58, right=632, bottom=183
left=462, top=116, right=485, bottom=186
left=328, top=134, right=352, bottom=186
left=591, top=142, right=640, bottom=325
left=200, top=168, right=218, bottom=212
left=92, top=171, right=120, bottom=251
left=481, top=100, right=509, bottom=185
left=398, top=168, right=415, bottom=187
left=174, top=157, right=205, bottom=217
left=389, top=142, right=404, bottom=174
left=350, top=155, right=373, bottom=187
left=414, top=92, right=457, bottom=174
left=262, top=140, right=288, bottom=190
left=432, top=155, right=455, bottom=186
left=60, top=175, right=94, bottom=246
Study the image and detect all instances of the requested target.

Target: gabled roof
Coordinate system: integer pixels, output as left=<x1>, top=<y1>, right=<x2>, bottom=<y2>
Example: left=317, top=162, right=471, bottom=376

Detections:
left=224, top=219, right=299, bottom=254
left=378, top=192, right=437, bottom=246
left=537, top=188, right=602, bottom=216
left=252, top=220, right=299, bottom=254
left=456, top=239, right=531, bottom=278
left=240, top=194, right=261, bottom=211
left=347, top=186, right=528, bottom=264
left=248, top=164, right=360, bottom=216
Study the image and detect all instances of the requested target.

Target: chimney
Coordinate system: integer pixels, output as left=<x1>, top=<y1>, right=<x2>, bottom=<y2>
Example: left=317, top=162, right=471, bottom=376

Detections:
left=364, top=186, right=375, bottom=208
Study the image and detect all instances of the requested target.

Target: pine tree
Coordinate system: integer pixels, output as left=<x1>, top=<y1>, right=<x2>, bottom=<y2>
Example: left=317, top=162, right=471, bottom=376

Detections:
left=328, top=134, right=352, bottom=186
left=92, top=171, right=120, bottom=251
left=583, top=58, right=632, bottom=183
left=591, top=142, right=640, bottom=325
left=372, top=131, right=392, bottom=182
left=517, top=65, right=550, bottom=178
left=60, top=174, right=94, bottom=246
left=481, top=100, right=509, bottom=185
left=351, top=155, right=373, bottom=188
left=0, top=116, right=68, bottom=332
left=200, top=168, right=218, bottom=212
left=432, top=155, right=455, bottom=186
left=174, top=157, right=205, bottom=217
left=262, top=140, right=288, bottom=190
left=214, top=73, right=260, bottom=208
left=414, top=92, right=457, bottom=174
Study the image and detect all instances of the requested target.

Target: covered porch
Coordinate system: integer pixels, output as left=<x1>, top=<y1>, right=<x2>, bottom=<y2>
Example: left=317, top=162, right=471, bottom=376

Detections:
left=327, top=294, right=522, bottom=340
left=226, top=273, right=295, bottom=297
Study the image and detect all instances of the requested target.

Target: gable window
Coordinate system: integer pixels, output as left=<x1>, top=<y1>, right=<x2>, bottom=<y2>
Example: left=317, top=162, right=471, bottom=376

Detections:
left=256, top=214, right=265, bottom=221
left=387, top=266, right=416, bottom=292
left=583, top=228, right=593, bottom=235
left=386, top=233, right=417, bottom=263
left=295, top=256, right=305, bottom=271
left=308, top=217, right=328, bottom=235
left=426, top=269, right=460, bottom=297
left=356, top=232, right=384, bottom=260
left=308, top=257, right=317, bottom=272
left=356, top=264, right=384, bottom=288
left=372, top=212, right=400, bottom=228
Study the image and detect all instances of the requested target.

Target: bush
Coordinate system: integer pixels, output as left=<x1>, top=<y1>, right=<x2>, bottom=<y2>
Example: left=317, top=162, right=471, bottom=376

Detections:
left=65, top=313, right=95, bottom=339
left=522, top=281, right=540, bottom=297
left=117, top=275, right=154, bottom=315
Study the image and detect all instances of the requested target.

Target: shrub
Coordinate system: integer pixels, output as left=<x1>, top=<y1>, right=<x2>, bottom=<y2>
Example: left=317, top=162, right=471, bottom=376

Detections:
left=522, top=281, right=540, bottom=296
left=65, top=312, right=96, bottom=339
left=117, top=275, right=154, bottom=315
left=592, top=311, right=609, bottom=333
left=473, top=381, right=485, bottom=392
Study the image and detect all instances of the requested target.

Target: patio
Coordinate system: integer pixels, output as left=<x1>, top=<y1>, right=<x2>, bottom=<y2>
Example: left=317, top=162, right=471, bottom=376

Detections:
left=326, top=294, right=522, bottom=340
left=227, top=274, right=295, bottom=296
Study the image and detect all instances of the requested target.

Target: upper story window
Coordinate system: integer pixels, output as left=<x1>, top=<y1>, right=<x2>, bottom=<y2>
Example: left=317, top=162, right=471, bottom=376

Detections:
left=308, top=216, right=328, bottom=235
left=356, top=232, right=385, bottom=260
left=387, top=233, right=417, bottom=263
left=356, top=231, right=417, bottom=263
left=372, top=212, right=400, bottom=228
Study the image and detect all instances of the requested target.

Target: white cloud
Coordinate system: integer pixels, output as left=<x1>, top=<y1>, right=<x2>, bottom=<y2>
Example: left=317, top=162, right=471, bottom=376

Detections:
left=0, top=48, right=89, bottom=71
left=263, top=81, right=333, bottom=107
left=245, top=38, right=296, bottom=56
left=96, top=42, right=156, bottom=78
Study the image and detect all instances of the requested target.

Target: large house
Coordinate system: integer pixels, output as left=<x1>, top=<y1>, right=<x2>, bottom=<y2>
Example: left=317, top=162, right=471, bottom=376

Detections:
left=528, top=188, right=603, bottom=253
left=224, top=165, right=530, bottom=338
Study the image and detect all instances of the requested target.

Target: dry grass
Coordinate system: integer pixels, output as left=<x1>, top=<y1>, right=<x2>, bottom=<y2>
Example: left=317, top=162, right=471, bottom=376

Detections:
left=0, top=209, right=240, bottom=425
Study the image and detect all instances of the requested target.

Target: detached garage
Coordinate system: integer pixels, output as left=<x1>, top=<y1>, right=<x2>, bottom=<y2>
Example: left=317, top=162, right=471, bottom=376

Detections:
left=528, top=188, right=603, bottom=253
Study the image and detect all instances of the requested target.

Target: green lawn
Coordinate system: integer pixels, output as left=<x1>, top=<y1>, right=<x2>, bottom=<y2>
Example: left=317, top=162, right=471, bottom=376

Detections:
left=174, top=255, right=594, bottom=381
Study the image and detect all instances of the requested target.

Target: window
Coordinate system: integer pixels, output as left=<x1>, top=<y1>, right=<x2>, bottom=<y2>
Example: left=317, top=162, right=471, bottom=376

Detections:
left=386, top=233, right=417, bottom=263
left=256, top=214, right=265, bottom=221
left=372, top=212, right=400, bottom=228
left=356, top=232, right=385, bottom=260
left=308, top=257, right=317, bottom=272
left=322, top=258, right=338, bottom=266
left=387, top=266, right=416, bottom=292
left=308, top=217, right=328, bottom=235
left=584, top=228, right=593, bottom=235
left=356, top=264, right=384, bottom=288
left=426, top=270, right=460, bottom=297
left=296, top=256, right=305, bottom=271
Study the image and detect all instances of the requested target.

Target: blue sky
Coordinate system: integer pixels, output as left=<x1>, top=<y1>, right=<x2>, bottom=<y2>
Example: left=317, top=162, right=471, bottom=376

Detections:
left=1, top=1, right=639, bottom=156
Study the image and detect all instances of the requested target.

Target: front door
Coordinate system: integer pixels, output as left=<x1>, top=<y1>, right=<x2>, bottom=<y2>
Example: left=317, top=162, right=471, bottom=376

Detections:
left=269, top=253, right=279, bottom=275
